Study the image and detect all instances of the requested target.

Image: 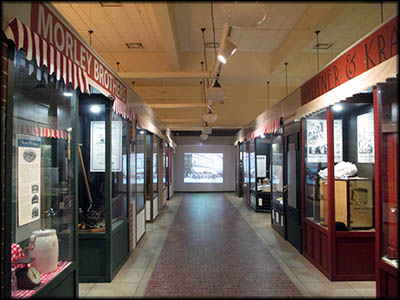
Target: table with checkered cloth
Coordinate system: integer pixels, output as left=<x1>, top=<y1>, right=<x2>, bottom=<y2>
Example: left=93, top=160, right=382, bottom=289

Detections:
left=14, top=261, right=71, bottom=298
left=11, top=243, right=31, bottom=269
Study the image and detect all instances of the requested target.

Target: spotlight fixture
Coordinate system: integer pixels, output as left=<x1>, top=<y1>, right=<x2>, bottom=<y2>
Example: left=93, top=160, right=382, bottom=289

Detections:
left=63, top=92, right=73, bottom=97
left=203, top=112, right=218, bottom=124
left=200, top=133, right=209, bottom=140
left=139, top=130, right=145, bottom=135
left=90, top=105, right=101, bottom=113
left=332, top=104, right=343, bottom=112
left=217, top=38, right=237, bottom=64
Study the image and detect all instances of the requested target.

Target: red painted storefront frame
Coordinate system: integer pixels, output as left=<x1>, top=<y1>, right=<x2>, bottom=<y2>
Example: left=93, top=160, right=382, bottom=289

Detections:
left=301, top=106, right=376, bottom=281
left=373, top=84, right=398, bottom=298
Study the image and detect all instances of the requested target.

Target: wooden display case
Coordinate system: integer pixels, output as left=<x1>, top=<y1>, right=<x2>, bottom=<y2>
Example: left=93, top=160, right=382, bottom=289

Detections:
left=320, top=178, right=373, bottom=229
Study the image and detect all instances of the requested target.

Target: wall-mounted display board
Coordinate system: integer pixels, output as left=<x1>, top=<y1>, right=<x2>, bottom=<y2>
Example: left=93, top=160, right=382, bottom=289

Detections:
left=4, top=50, right=79, bottom=298
left=77, top=93, right=130, bottom=282
left=374, top=78, right=398, bottom=298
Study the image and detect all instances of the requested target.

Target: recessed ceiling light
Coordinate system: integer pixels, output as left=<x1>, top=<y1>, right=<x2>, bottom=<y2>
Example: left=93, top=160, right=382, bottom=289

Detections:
left=313, top=43, right=333, bottom=50
left=205, top=42, right=220, bottom=49
left=126, top=42, right=143, bottom=49
left=332, top=104, right=343, bottom=112
left=100, top=2, right=122, bottom=7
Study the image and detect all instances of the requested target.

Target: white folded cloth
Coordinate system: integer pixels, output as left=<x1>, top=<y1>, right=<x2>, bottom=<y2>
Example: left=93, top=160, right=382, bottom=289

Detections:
left=318, top=161, right=357, bottom=179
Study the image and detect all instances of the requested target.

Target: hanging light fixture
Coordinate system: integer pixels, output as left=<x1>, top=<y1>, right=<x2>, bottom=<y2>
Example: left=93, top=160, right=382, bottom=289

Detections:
left=207, top=79, right=227, bottom=105
left=217, top=37, right=237, bottom=64
left=200, top=133, right=209, bottom=140
left=202, top=125, right=212, bottom=135
left=203, top=110, right=218, bottom=123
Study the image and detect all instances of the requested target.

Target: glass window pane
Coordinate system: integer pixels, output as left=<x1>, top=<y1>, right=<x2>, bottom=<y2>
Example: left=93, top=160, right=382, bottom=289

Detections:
left=11, top=51, right=75, bottom=275
left=304, top=109, right=328, bottom=225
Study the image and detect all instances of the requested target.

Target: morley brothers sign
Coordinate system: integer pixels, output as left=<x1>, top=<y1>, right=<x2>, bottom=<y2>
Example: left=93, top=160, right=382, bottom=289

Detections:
left=301, top=16, right=398, bottom=105
left=31, top=3, right=127, bottom=102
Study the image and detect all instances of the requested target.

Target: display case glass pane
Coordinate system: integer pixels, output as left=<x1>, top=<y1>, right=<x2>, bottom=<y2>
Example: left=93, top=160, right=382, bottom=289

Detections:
left=163, top=144, right=167, bottom=188
left=111, top=113, right=128, bottom=228
left=10, top=51, right=75, bottom=292
left=243, top=142, right=249, bottom=185
left=271, top=135, right=283, bottom=206
left=378, top=80, right=398, bottom=268
left=304, top=109, right=328, bottom=224
left=256, top=137, right=271, bottom=192
left=249, top=140, right=256, bottom=191
left=145, top=133, right=151, bottom=198
left=330, top=100, right=374, bottom=231
left=153, top=135, right=158, bottom=198
left=136, top=128, right=145, bottom=212
left=130, top=141, right=136, bottom=203
left=78, top=94, right=107, bottom=233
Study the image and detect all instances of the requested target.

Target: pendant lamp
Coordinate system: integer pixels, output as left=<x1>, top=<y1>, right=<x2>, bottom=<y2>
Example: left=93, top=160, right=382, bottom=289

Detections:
left=203, top=112, right=218, bottom=123
left=200, top=133, right=209, bottom=140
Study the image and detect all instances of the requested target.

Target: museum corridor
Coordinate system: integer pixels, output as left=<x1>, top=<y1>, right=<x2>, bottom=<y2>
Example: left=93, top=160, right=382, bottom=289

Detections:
left=78, top=193, right=375, bottom=298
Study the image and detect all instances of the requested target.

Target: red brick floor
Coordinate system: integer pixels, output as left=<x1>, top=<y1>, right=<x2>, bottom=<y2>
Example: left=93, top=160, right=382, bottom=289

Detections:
left=144, top=193, right=302, bottom=297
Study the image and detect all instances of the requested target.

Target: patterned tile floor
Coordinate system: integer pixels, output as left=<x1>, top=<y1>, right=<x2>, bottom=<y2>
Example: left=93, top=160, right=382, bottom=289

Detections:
left=79, top=193, right=376, bottom=298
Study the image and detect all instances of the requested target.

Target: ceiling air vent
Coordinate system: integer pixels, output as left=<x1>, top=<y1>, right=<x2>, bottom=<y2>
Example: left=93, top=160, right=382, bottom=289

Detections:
left=100, top=2, right=122, bottom=7
left=126, top=42, right=144, bottom=49
left=313, top=43, right=333, bottom=50
left=205, top=42, right=220, bottom=49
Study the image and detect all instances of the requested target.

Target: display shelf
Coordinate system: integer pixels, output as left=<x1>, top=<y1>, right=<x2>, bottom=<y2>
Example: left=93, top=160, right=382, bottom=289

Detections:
left=14, top=261, right=71, bottom=298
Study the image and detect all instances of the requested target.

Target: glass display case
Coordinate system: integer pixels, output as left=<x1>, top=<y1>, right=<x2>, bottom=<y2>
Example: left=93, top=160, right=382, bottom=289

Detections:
left=242, top=141, right=250, bottom=207
left=146, top=133, right=159, bottom=222
left=302, top=95, right=376, bottom=281
left=249, top=139, right=257, bottom=210
left=236, top=143, right=244, bottom=197
left=5, top=50, right=78, bottom=297
left=328, top=100, right=374, bottom=230
left=255, top=136, right=271, bottom=212
left=77, top=92, right=130, bottom=282
left=271, top=135, right=285, bottom=236
left=375, top=78, right=398, bottom=297
left=136, top=127, right=146, bottom=242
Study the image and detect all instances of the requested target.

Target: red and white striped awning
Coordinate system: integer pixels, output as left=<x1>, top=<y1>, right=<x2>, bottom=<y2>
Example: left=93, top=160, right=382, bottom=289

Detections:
left=17, top=124, right=69, bottom=139
left=112, top=96, right=135, bottom=121
left=4, top=17, right=90, bottom=94
left=246, top=118, right=282, bottom=140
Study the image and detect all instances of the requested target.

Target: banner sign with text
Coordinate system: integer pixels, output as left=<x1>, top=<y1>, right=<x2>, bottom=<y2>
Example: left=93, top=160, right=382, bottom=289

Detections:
left=30, top=2, right=127, bottom=102
left=301, top=16, right=397, bottom=105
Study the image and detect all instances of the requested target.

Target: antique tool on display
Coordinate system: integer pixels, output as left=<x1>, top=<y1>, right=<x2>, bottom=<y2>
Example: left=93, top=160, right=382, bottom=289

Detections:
left=12, top=257, right=41, bottom=290
left=78, top=144, right=104, bottom=230
left=78, top=144, right=93, bottom=212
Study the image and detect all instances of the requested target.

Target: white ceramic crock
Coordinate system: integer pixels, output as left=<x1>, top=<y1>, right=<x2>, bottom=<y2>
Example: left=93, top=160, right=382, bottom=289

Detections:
left=28, top=229, right=59, bottom=274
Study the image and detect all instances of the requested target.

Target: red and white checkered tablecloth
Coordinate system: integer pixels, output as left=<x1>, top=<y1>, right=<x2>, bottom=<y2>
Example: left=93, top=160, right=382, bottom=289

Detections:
left=11, top=243, right=30, bottom=270
left=14, top=261, right=71, bottom=298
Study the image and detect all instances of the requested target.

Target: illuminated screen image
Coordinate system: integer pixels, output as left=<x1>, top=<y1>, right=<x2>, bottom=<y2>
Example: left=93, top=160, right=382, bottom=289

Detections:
left=184, top=153, right=223, bottom=183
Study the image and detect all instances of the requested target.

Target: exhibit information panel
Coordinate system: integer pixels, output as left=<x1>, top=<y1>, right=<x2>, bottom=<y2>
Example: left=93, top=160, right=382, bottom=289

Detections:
left=17, top=135, right=41, bottom=226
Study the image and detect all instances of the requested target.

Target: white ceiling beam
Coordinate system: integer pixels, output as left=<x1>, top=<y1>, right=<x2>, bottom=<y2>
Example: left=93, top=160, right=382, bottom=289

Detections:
left=118, top=71, right=212, bottom=79
left=151, top=2, right=181, bottom=71
left=270, top=3, right=347, bottom=72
